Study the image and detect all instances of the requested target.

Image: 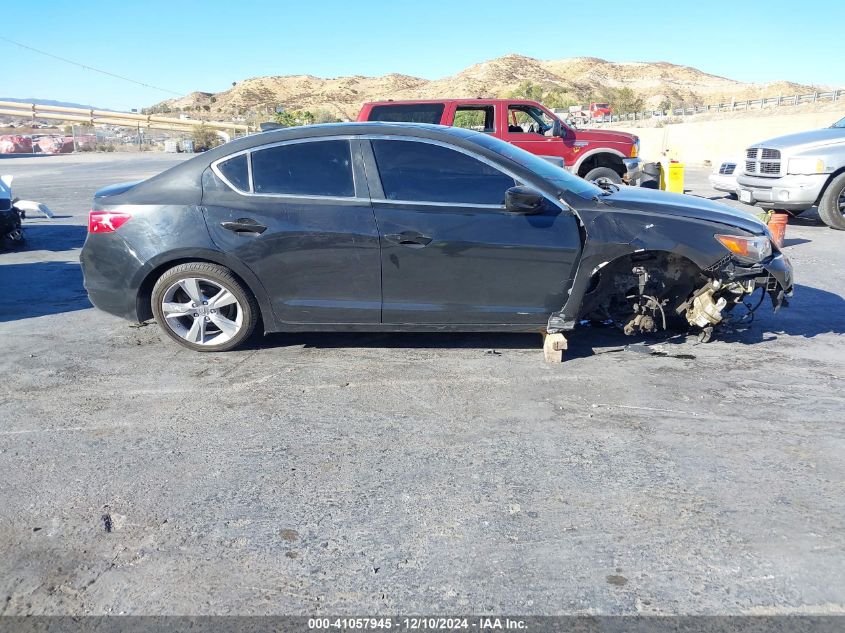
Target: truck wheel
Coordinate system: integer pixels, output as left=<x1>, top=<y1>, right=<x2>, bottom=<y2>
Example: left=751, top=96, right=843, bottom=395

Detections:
left=818, top=173, right=845, bottom=230
left=584, top=167, right=623, bottom=185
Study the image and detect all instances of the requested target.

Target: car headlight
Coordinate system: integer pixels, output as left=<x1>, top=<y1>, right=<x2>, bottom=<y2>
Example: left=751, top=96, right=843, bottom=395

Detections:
left=630, top=138, right=640, bottom=158
left=787, top=157, right=825, bottom=174
left=715, top=234, right=772, bottom=262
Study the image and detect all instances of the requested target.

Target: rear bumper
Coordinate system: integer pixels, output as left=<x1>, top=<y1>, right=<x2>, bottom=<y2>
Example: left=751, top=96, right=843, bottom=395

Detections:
left=736, top=173, right=827, bottom=210
left=79, top=233, right=144, bottom=321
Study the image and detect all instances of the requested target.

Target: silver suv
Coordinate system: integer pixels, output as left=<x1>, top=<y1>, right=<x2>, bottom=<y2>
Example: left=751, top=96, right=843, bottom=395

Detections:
left=737, top=116, right=845, bottom=229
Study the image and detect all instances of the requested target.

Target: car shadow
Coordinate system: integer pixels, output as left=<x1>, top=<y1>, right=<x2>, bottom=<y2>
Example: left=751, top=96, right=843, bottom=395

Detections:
left=787, top=209, right=826, bottom=226
left=0, top=154, right=62, bottom=160
left=0, top=261, right=91, bottom=322
left=258, top=284, right=844, bottom=356
left=718, top=284, right=845, bottom=344
left=262, top=331, right=543, bottom=352
left=17, top=223, right=87, bottom=252
left=782, top=237, right=812, bottom=247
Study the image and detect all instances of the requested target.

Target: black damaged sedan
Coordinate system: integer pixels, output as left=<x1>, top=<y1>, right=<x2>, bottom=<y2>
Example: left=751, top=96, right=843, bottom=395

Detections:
left=80, top=123, right=793, bottom=352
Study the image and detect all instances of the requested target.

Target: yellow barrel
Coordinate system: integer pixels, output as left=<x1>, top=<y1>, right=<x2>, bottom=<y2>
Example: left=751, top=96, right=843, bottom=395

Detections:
left=667, top=162, right=685, bottom=193
left=661, top=161, right=685, bottom=193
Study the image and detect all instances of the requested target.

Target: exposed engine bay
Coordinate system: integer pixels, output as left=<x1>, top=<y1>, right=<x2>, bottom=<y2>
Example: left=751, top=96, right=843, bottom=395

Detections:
left=576, top=251, right=785, bottom=343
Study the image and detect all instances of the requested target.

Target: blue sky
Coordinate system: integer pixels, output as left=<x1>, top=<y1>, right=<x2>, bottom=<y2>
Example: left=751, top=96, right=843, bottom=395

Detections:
left=1, top=0, right=843, bottom=111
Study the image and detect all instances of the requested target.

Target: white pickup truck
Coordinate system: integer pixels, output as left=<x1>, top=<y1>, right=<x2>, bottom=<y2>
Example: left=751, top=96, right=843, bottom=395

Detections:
left=737, top=115, right=845, bottom=229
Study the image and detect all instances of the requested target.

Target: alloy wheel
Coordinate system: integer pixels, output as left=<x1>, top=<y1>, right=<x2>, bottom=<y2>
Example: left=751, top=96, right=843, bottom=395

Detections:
left=160, top=277, right=243, bottom=346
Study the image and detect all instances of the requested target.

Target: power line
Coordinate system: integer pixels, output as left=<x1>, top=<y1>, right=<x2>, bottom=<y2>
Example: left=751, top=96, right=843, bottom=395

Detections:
left=0, top=35, right=183, bottom=96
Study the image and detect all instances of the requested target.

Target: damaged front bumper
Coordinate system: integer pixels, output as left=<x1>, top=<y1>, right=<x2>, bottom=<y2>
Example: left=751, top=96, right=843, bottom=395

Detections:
left=716, top=250, right=793, bottom=309
left=680, top=250, right=793, bottom=335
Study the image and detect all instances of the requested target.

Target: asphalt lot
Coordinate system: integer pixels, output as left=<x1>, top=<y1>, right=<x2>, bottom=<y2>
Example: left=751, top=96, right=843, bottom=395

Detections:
left=0, top=152, right=843, bottom=616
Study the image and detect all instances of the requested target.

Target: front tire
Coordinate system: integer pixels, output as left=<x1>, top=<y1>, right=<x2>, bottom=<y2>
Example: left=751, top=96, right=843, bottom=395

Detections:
left=583, top=166, right=623, bottom=185
left=818, top=173, right=845, bottom=230
left=151, top=262, right=258, bottom=352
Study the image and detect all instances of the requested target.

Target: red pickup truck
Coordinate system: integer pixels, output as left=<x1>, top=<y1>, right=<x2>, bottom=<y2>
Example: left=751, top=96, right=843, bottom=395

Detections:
left=357, top=98, right=641, bottom=184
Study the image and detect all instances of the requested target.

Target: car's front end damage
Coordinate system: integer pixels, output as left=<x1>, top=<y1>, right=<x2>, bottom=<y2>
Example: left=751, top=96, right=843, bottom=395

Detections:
left=547, top=186, right=794, bottom=342
left=676, top=245, right=792, bottom=341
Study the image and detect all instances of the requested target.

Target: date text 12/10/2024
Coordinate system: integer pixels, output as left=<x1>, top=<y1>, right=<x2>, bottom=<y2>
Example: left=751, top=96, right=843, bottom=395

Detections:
left=308, top=617, right=527, bottom=630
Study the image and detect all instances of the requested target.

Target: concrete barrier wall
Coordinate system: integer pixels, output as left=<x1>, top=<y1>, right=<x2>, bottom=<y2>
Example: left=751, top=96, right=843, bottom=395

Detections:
left=623, top=108, right=845, bottom=166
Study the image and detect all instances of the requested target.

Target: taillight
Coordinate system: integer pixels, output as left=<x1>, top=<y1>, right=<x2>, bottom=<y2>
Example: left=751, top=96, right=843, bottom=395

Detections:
left=88, top=209, right=132, bottom=233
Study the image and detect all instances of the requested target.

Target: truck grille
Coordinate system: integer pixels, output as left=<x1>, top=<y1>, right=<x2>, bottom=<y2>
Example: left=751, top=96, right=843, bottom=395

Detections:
left=744, top=147, right=782, bottom=176
left=719, top=162, right=737, bottom=175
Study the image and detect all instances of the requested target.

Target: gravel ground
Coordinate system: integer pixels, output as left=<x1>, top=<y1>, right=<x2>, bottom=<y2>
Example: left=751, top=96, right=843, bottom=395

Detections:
left=0, top=152, right=843, bottom=616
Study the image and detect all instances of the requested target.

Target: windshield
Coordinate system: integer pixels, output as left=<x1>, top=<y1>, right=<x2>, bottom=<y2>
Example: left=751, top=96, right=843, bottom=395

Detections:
left=467, top=132, right=603, bottom=198
left=832, top=116, right=845, bottom=129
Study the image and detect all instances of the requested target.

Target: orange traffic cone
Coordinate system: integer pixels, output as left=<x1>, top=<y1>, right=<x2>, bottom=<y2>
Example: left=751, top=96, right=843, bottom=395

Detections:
left=767, top=213, right=788, bottom=248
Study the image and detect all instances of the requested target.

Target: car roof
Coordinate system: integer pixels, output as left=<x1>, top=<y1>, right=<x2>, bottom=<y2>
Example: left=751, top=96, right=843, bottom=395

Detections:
left=361, top=98, right=541, bottom=107
left=117, top=122, right=521, bottom=204
left=192, top=121, right=486, bottom=161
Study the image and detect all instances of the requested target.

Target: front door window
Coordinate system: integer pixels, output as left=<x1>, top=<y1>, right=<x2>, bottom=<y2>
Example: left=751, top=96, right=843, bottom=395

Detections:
left=371, top=139, right=515, bottom=205
left=507, top=105, right=557, bottom=136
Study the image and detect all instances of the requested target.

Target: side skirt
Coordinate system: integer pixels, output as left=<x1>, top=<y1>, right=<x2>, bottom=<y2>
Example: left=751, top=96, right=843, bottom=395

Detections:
left=265, top=322, right=548, bottom=334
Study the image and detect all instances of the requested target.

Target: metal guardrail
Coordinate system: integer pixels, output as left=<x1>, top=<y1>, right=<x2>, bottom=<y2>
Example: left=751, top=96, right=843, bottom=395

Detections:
left=0, top=100, right=250, bottom=134
left=602, top=88, right=845, bottom=123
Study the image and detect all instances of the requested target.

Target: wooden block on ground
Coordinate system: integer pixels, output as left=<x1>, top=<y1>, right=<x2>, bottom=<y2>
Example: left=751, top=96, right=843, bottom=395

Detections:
left=543, top=332, right=568, bottom=363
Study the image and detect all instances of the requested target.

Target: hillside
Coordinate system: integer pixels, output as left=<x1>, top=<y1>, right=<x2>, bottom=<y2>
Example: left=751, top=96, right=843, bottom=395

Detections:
left=148, top=54, right=816, bottom=121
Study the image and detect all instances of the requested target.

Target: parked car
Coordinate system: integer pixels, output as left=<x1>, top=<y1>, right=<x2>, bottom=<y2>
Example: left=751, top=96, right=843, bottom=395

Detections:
left=0, top=175, right=24, bottom=248
left=737, top=115, right=845, bottom=229
left=709, top=158, right=743, bottom=198
left=0, top=134, right=33, bottom=154
left=357, top=99, right=642, bottom=185
left=80, top=122, right=792, bottom=352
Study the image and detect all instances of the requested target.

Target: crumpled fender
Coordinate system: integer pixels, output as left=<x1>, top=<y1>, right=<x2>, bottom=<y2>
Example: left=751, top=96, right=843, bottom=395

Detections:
left=549, top=202, right=750, bottom=331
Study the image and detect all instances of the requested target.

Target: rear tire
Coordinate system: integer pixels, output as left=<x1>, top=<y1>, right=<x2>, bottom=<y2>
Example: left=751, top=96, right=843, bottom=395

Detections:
left=151, top=262, right=258, bottom=352
left=818, top=173, right=845, bottom=230
left=584, top=166, right=623, bottom=185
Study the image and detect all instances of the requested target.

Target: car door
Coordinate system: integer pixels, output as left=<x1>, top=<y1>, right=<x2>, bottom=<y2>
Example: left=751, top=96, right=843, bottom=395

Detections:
left=503, top=103, right=575, bottom=165
left=202, top=138, right=382, bottom=324
left=363, top=137, right=582, bottom=325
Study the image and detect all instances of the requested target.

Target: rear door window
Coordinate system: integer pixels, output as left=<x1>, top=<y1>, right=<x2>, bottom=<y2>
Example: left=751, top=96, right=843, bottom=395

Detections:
left=371, top=139, right=515, bottom=205
left=216, top=154, right=250, bottom=192
left=452, top=106, right=495, bottom=133
left=367, top=103, right=445, bottom=124
left=251, top=140, right=354, bottom=197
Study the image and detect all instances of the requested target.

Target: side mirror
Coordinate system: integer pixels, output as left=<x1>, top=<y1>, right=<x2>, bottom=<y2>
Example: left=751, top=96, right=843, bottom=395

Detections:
left=505, top=186, right=545, bottom=214
left=552, top=118, right=563, bottom=137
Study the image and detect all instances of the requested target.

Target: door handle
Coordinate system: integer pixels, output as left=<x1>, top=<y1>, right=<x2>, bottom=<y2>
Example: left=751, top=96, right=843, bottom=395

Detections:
left=384, top=231, right=432, bottom=247
left=220, top=218, right=267, bottom=234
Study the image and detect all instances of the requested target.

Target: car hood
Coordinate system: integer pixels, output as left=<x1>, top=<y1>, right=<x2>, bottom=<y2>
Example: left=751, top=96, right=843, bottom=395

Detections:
left=575, top=128, right=637, bottom=144
left=598, top=186, right=768, bottom=235
left=752, top=127, right=845, bottom=151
